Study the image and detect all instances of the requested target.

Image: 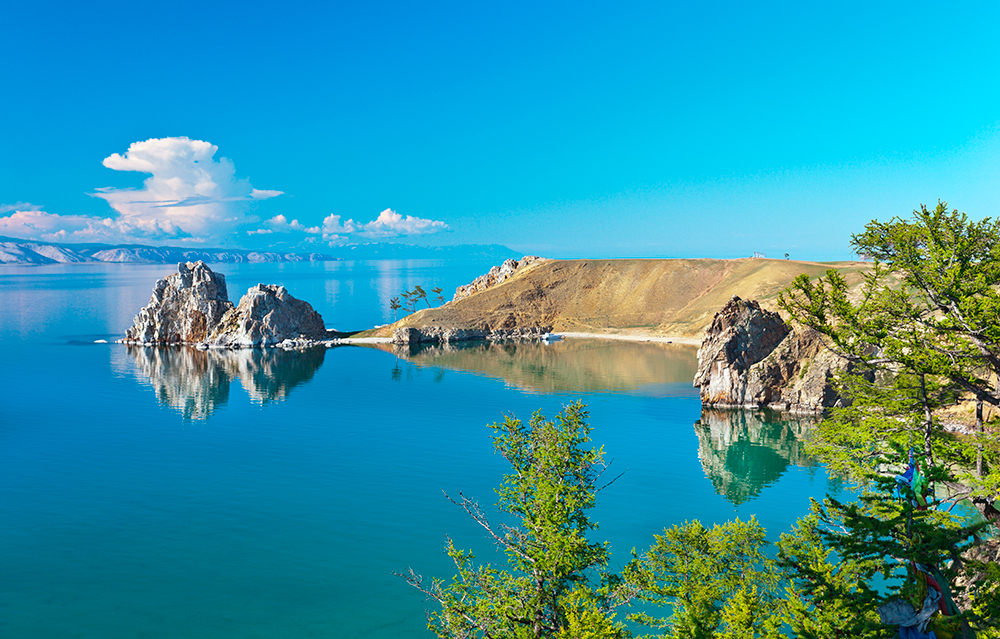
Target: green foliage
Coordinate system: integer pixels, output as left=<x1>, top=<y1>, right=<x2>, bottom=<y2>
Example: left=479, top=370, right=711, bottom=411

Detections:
left=777, top=201, right=1000, bottom=635
left=779, top=201, right=1000, bottom=507
left=777, top=508, right=887, bottom=639
left=401, top=402, right=632, bottom=638
left=404, top=347, right=999, bottom=637
left=627, top=518, right=782, bottom=639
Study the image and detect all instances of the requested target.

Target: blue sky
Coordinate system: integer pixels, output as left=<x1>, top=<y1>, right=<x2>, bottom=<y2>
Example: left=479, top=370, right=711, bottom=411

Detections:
left=2, top=1, right=999, bottom=259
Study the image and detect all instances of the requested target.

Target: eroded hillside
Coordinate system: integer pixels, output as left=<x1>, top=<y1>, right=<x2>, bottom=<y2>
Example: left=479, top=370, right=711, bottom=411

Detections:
left=369, top=257, right=870, bottom=340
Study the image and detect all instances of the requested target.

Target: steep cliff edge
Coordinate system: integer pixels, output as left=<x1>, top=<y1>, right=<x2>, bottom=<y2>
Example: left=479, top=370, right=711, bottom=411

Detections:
left=123, top=261, right=234, bottom=344
left=694, top=296, right=850, bottom=413
left=452, top=256, right=544, bottom=302
left=208, top=284, right=328, bottom=348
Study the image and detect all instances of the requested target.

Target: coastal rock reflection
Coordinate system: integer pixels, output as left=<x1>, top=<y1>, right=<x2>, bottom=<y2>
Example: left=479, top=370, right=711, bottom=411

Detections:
left=383, top=339, right=699, bottom=395
left=694, top=408, right=817, bottom=505
left=122, top=345, right=327, bottom=419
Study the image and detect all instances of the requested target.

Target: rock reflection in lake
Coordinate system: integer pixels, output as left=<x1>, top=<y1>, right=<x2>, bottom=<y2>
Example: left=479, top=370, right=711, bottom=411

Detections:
left=382, top=338, right=699, bottom=395
left=695, top=408, right=818, bottom=505
left=122, top=345, right=327, bottom=419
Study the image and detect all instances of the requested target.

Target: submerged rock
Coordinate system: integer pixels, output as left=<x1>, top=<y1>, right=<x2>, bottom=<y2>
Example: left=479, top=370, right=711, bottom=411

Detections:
left=694, top=295, right=850, bottom=413
left=208, top=284, right=328, bottom=348
left=123, top=261, right=234, bottom=344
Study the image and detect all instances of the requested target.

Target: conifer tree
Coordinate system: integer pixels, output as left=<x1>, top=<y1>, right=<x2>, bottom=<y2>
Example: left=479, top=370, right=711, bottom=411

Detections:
left=778, top=202, right=1000, bottom=635
left=779, top=201, right=1000, bottom=515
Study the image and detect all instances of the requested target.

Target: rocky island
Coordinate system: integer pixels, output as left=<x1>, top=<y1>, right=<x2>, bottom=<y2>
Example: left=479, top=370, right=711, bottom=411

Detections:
left=122, top=261, right=332, bottom=348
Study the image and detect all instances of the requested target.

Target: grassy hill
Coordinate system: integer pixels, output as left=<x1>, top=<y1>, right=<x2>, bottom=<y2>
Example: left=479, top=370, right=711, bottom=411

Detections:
left=366, top=257, right=871, bottom=340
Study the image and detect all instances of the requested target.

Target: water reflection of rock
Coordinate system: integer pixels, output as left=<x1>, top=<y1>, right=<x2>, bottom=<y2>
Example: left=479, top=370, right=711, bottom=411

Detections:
left=124, top=345, right=326, bottom=419
left=695, top=408, right=818, bottom=505
left=381, top=339, right=698, bottom=394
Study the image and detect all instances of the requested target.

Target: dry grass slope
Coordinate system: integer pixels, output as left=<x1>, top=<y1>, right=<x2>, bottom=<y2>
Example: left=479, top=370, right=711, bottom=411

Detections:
left=367, top=258, right=870, bottom=340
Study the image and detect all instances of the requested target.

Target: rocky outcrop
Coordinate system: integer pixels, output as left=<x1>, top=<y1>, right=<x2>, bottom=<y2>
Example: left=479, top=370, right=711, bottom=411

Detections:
left=208, top=284, right=329, bottom=348
left=122, top=262, right=333, bottom=348
left=694, top=296, right=849, bottom=413
left=124, top=261, right=234, bottom=344
left=453, top=256, right=544, bottom=302
left=391, top=325, right=553, bottom=344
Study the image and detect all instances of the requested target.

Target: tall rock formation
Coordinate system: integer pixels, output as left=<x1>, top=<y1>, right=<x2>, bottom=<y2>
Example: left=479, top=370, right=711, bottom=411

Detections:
left=123, top=262, right=330, bottom=348
left=694, top=296, right=849, bottom=413
left=124, top=261, right=234, bottom=344
left=208, top=284, right=328, bottom=348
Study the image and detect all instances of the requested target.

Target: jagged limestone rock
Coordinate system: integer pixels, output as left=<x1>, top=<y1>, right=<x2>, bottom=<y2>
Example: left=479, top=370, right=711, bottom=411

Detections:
left=123, top=261, right=234, bottom=344
left=452, top=256, right=543, bottom=302
left=208, top=284, right=328, bottom=348
left=694, top=295, right=849, bottom=413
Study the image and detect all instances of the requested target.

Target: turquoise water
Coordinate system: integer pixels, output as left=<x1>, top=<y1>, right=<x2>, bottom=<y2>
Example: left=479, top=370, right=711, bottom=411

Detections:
left=0, top=261, right=842, bottom=638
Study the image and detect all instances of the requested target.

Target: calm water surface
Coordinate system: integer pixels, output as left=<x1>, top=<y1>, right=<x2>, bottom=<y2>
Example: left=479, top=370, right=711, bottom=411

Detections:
left=0, top=260, right=842, bottom=638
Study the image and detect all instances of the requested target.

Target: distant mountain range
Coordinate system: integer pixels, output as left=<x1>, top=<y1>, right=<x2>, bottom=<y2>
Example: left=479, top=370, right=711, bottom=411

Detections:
left=0, top=237, right=521, bottom=265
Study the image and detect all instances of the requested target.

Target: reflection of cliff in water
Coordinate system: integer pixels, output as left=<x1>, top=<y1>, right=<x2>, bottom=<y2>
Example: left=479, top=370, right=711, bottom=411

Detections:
left=383, top=339, right=698, bottom=394
left=122, top=345, right=327, bottom=419
left=695, top=408, right=818, bottom=505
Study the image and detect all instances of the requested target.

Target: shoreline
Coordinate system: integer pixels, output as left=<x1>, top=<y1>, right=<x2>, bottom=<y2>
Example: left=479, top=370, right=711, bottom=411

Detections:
left=116, top=330, right=700, bottom=348
left=341, top=329, right=701, bottom=346
left=556, top=331, right=700, bottom=345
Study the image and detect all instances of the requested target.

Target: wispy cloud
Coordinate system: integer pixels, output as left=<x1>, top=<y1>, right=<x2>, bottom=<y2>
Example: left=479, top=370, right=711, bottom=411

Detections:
left=0, top=201, right=44, bottom=215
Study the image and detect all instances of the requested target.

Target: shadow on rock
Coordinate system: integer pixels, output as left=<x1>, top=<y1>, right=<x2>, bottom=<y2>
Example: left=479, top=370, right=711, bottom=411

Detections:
left=694, top=408, right=819, bottom=505
left=124, top=345, right=327, bottom=419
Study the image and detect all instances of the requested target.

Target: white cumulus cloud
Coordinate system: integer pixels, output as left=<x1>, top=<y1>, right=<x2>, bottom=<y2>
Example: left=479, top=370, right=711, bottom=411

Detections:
left=92, top=137, right=282, bottom=242
left=2, top=138, right=284, bottom=245
left=321, top=208, right=449, bottom=242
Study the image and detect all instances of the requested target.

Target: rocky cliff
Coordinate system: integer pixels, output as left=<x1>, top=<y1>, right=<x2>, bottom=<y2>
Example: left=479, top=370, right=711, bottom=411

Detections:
left=452, top=256, right=544, bottom=302
left=694, top=296, right=849, bottom=413
left=208, top=284, right=328, bottom=348
left=122, top=262, right=330, bottom=348
left=124, top=261, right=234, bottom=344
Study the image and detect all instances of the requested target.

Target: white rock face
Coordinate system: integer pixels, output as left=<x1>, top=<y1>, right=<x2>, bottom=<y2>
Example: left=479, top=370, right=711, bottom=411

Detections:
left=123, top=261, right=234, bottom=344
left=207, top=284, right=328, bottom=348
left=693, top=296, right=851, bottom=413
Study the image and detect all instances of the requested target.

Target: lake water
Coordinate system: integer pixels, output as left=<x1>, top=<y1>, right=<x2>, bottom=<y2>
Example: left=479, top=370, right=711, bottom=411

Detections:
left=0, top=260, right=842, bottom=638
